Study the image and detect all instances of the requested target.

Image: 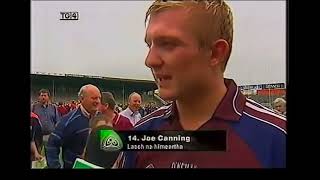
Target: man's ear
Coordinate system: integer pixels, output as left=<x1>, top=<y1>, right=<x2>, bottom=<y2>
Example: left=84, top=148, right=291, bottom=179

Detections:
left=209, top=39, right=230, bottom=69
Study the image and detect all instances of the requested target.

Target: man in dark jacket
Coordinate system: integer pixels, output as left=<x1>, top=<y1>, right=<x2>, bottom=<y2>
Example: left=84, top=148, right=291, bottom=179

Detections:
left=46, top=84, right=101, bottom=168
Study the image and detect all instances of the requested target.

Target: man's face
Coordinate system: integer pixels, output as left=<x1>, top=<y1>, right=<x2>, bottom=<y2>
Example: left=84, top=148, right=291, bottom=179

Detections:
left=98, top=103, right=108, bottom=114
left=145, top=8, right=213, bottom=101
left=81, top=88, right=101, bottom=115
left=38, top=93, right=49, bottom=104
left=129, top=94, right=142, bottom=112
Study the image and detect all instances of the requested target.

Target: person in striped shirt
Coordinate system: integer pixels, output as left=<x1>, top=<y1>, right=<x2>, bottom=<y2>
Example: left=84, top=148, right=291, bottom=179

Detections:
left=114, top=0, right=286, bottom=168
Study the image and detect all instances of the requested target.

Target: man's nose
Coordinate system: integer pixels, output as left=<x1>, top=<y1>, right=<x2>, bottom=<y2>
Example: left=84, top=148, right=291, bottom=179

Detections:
left=145, top=46, right=163, bottom=69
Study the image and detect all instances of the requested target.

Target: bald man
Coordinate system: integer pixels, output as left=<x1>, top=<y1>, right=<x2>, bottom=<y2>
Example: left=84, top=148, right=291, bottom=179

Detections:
left=120, top=92, right=142, bottom=126
left=46, top=84, right=101, bottom=168
left=273, top=98, right=286, bottom=116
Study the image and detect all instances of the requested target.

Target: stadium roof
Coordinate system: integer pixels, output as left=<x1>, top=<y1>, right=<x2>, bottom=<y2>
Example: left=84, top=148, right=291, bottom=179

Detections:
left=31, top=72, right=158, bottom=93
left=31, top=72, right=156, bottom=84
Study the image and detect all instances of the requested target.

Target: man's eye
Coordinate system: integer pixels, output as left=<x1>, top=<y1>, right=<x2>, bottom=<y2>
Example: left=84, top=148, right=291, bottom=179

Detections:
left=161, top=42, right=170, bottom=46
left=161, top=42, right=176, bottom=49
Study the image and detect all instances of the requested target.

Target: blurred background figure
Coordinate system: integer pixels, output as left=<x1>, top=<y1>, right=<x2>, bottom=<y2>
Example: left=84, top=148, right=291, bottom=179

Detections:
left=31, top=89, right=60, bottom=158
left=120, top=92, right=142, bottom=126
left=273, top=98, right=286, bottom=116
left=30, top=112, right=44, bottom=162
left=99, top=92, right=133, bottom=130
left=115, top=104, right=123, bottom=113
left=57, top=102, right=69, bottom=117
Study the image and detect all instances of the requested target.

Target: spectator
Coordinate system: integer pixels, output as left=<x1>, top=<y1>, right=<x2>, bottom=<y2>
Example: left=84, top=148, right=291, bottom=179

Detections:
left=273, top=98, right=286, bottom=116
left=89, top=113, right=113, bottom=130
left=99, top=92, right=133, bottom=130
left=150, top=102, right=158, bottom=113
left=31, top=89, right=60, bottom=155
left=120, top=92, right=142, bottom=126
left=46, top=84, right=101, bottom=168
left=31, top=112, right=44, bottom=162
left=64, top=103, right=71, bottom=113
left=115, top=104, right=123, bottom=113
left=138, top=105, right=147, bottom=118
left=70, top=100, right=77, bottom=111
left=57, top=102, right=68, bottom=117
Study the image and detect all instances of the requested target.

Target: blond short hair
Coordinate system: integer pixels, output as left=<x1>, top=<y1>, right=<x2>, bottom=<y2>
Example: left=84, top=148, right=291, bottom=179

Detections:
left=145, top=0, right=233, bottom=70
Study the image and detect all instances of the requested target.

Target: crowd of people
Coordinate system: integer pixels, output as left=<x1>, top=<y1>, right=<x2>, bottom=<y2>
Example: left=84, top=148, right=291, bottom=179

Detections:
left=31, top=98, right=159, bottom=120
left=30, top=87, right=159, bottom=168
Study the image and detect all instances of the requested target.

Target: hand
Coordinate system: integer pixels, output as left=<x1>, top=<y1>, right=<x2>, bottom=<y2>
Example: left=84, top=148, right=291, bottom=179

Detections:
left=79, top=153, right=85, bottom=159
left=34, top=153, right=44, bottom=161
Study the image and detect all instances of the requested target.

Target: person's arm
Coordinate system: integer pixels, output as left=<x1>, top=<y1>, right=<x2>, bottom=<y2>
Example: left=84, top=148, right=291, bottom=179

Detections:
left=30, top=118, right=43, bottom=160
left=31, top=141, right=43, bottom=161
left=46, top=120, right=65, bottom=168
left=53, top=105, right=61, bottom=125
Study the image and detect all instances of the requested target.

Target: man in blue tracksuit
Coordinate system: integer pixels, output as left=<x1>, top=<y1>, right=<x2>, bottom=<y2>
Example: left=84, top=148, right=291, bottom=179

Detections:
left=46, top=84, right=101, bottom=168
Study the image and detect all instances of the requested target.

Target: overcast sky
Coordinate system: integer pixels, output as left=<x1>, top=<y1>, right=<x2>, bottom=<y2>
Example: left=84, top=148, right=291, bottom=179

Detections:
left=31, top=1, right=286, bottom=86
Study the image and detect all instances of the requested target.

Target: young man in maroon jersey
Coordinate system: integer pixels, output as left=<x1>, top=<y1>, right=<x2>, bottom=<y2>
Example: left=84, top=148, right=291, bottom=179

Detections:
left=114, top=0, right=286, bottom=168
